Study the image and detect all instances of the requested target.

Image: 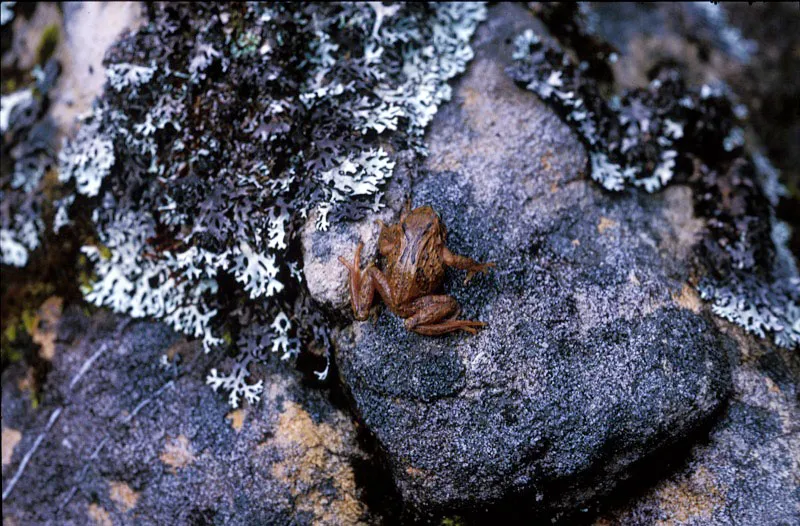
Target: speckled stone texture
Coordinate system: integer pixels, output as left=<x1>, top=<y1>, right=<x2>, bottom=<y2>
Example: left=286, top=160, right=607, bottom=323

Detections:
left=1, top=308, right=373, bottom=525
left=2, top=3, right=799, bottom=525
left=334, top=3, right=734, bottom=519
left=595, top=326, right=799, bottom=525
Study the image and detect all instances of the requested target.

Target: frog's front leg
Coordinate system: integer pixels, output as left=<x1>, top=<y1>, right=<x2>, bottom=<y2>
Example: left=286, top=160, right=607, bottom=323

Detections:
left=338, top=242, right=394, bottom=320
left=398, top=295, right=486, bottom=336
left=442, top=247, right=496, bottom=285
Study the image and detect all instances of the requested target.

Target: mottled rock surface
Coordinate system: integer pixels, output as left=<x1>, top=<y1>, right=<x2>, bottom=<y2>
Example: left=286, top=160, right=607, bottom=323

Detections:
left=2, top=2, right=798, bottom=526
left=1, top=309, right=374, bottom=525
left=0, top=1, right=145, bottom=137
left=586, top=3, right=800, bottom=524
left=302, top=154, right=412, bottom=315
left=596, top=323, right=800, bottom=526
left=334, top=3, right=733, bottom=518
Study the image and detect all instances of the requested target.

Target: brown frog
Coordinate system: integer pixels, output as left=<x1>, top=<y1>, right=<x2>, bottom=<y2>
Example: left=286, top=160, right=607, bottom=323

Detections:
left=338, top=203, right=495, bottom=335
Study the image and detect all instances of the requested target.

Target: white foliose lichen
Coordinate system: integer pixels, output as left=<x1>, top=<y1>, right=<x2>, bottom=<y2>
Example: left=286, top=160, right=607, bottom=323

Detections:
left=56, top=3, right=488, bottom=407
left=509, top=30, right=689, bottom=194
left=0, top=88, right=33, bottom=134
left=0, top=1, right=15, bottom=26
left=106, top=63, right=157, bottom=94
left=58, top=108, right=116, bottom=197
left=697, top=155, right=799, bottom=350
left=507, top=18, right=797, bottom=350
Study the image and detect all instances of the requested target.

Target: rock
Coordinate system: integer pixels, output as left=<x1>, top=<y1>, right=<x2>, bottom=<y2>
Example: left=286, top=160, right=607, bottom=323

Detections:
left=0, top=2, right=146, bottom=138
left=302, top=154, right=412, bottom=315
left=597, top=323, right=800, bottom=525
left=334, top=3, right=733, bottom=518
left=50, top=2, right=146, bottom=136
left=302, top=207, right=394, bottom=315
left=590, top=1, right=800, bottom=257
left=585, top=4, right=800, bottom=523
left=1, top=308, right=377, bottom=525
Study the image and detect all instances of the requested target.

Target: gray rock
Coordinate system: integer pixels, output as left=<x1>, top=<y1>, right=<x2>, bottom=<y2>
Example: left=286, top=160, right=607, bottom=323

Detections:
left=1, top=308, right=375, bottom=525
left=334, top=3, right=733, bottom=517
left=302, top=154, right=412, bottom=315
left=586, top=3, right=800, bottom=524
left=302, top=205, right=397, bottom=316
left=597, top=325, right=800, bottom=525
left=52, top=2, right=146, bottom=136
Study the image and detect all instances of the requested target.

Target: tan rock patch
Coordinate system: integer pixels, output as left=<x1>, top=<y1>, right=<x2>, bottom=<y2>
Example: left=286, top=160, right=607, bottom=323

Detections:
left=109, top=481, right=139, bottom=512
left=597, top=216, right=618, bottom=235
left=2, top=427, right=22, bottom=466
left=405, top=466, right=425, bottom=478
left=226, top=409, right=246, bottom=432
left=653, top=466, right=726, bottom=525
left=159, top=435, right=195, bottom=471
left=660, top=185, right=705, bottom=262
left=164, top=340, right=194, bottom=361
left=32, top=296, right=63, bottom=360
left=270, top=401, right=365, bottom=525
left=672, top=283, right=702, bottom=313
left=541, top=150, right=554, bottom=172
left=87, top=503, right=112, bottom=526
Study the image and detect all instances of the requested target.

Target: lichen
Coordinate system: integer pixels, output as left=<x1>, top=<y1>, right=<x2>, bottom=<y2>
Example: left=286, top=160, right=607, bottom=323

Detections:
left=509, top=29, right=706, bottom=193
left=1, top=59, right=60, bottom=268
left=0, top=1, right=15, bottom=27
left=509, top=9, right=798, bottom=349
left=54, top=2, right=487, bottom=405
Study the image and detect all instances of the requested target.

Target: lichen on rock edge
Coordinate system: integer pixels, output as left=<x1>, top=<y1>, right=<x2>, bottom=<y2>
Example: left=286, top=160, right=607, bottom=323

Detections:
left=52, top=2, right=487, bottom=406
left=507, top=5, right=798, bottom=349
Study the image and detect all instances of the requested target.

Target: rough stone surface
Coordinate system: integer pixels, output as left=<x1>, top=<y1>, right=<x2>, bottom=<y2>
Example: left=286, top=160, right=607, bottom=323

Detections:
left=334, top=3, right=734, bottom=518
left=585, top=4, right=800, bottom=524
left=1, top=308, right=375, bottom=525
left=590, top=1, right=800, bottom=254
left=302, top=157, right=411, bottom=315
left=2, top=3, right=798, bottom=525
left=51, top=2, right=145, bottom=135
left=596, top=321, right=800, bottom=526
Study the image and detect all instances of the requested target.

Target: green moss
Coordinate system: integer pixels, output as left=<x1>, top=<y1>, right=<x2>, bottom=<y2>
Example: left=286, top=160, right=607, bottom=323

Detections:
left=2, top=77, right=17, bottom=93
left=1, top=318, right=27, bottom=366
left=98, top=244, right=112, bottom=260
left=37, top=23, right=60, bottom=65
left=21, top=308, right=38, bottom=335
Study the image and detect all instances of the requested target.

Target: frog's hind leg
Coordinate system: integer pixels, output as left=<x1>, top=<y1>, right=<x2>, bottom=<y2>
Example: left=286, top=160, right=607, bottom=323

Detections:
left=401, top=295, right=487, bottom=336
left=338, top=243, right=394, bottom=320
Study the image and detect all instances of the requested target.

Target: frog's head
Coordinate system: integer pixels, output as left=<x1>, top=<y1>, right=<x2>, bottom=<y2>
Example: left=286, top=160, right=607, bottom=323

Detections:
left=378, top=205, right=447, bottom=258
left=402, top=205, right=447, bottom=244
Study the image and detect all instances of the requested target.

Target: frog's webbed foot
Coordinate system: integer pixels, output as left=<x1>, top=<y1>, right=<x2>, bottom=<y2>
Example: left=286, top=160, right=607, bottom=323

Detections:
left=442, top=247, right=495, bottom=285
left=400, top=295, right=487, bottom=336
left=464, top=262, right=496, bottom=285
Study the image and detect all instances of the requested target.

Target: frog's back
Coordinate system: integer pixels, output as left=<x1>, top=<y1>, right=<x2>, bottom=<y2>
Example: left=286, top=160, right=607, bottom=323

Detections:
left=386, top=235, right=445, bottom=305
